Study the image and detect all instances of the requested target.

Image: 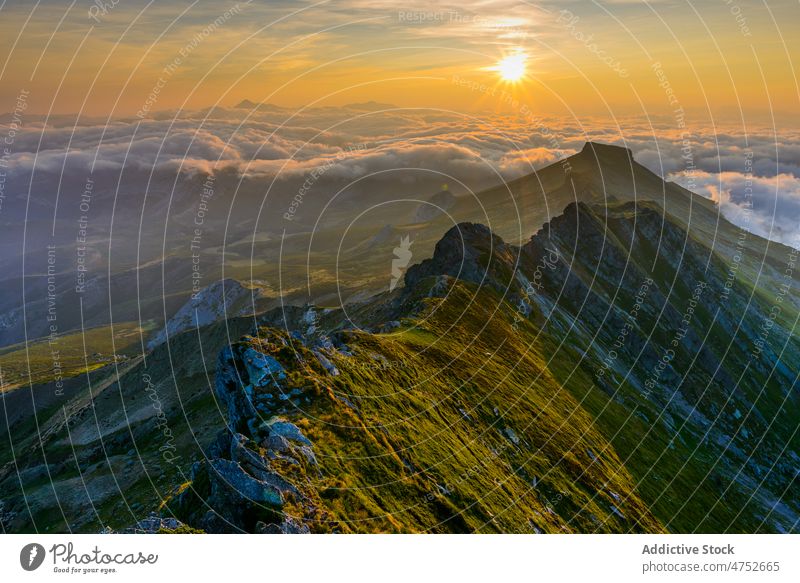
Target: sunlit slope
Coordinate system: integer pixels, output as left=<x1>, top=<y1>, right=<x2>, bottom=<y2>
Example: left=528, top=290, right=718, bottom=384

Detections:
left=166, top=197, right=797, bottom=533
left=166, top=281, right=664, bottom=533
left=403, top=199, right=799, bottom=532
left=1, top=144, right=796, bottom=534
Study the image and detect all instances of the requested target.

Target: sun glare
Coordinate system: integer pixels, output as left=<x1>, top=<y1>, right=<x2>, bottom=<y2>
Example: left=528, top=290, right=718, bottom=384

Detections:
left=494, top=52, right=528, bottom=82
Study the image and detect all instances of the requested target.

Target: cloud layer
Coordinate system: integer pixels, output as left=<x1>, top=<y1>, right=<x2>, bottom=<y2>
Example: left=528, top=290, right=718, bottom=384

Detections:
left=1, top=105, right=798, bottom=246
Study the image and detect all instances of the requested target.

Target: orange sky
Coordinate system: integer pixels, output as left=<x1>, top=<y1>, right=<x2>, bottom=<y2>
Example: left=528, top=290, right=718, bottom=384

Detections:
left=0, top=0, right=798, bottom=125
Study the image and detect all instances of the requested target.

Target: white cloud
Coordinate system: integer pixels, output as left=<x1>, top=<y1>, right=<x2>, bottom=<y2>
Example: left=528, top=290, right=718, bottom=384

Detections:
left=2, top=107, right=798, bottom=246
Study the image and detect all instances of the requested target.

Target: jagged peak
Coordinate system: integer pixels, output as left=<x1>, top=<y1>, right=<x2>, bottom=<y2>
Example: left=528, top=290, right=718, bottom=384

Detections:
left=403, top=222, right=512, bottom=291
left=428, top=221, right=508, bottom=263
left=438, top=221, right=494, bottom=242
left=530, top=199, right=665, bottom=241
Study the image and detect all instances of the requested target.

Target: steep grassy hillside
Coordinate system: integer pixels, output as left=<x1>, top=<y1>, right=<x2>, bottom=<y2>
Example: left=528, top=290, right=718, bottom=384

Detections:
left=1, top=143, right=796, bottom=534
left=160, top=195, right=797, bottom=534
left=0, top=317, right=253, bottom=533
left=166, top=282, right=664, bottom=533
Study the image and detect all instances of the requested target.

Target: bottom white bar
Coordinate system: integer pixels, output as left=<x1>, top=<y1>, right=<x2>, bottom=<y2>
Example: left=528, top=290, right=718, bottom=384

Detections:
left=1, top=534, right=797, bottom=582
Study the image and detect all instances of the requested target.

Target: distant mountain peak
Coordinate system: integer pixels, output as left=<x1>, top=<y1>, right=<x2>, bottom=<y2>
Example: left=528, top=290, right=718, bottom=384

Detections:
left=579, top=141, right=635, bottom=160
left=413, top=189, right=456, bottom=223
left=146, top=278, right=252, bottom=349
left=233, top=99, right=285, bottom=111
left=343, top=101, right=397, bottom=111
left=234, top=99, right=258, bottom=108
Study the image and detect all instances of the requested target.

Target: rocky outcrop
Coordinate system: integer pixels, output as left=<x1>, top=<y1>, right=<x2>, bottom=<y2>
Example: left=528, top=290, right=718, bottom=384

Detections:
left=147, top=279, right=252, bottom=349
left=386, top=199, right=799, bottom=533
left=169, top=420, right=318, bottom=533
left=167, top=328, right=338, bottom=533
left=403, top=222, right=519, bottom=295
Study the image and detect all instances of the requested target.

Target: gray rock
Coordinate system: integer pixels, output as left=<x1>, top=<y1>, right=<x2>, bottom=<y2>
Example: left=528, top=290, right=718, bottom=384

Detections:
left=243, top=348, right=286, bottom=387
left=214, top=346, right=259, bottom=434
left=147, top=279, right=251, bottom=349
left=209, top=458, right=283, bottom=507
left=263, top=434, right=292, bottom=453
left=610, top=504, right=625, bottom=519
left=504, top=427, right=520, bottom=445
left=267, top=420, right=312, bottom=446
left=313, top=351, right=339, bottom=376
left=230, top=433, right=269, bottom=472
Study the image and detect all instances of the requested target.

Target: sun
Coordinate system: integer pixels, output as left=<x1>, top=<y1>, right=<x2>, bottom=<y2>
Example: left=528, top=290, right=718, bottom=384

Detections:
left=494, top=52, right=528, bottom=82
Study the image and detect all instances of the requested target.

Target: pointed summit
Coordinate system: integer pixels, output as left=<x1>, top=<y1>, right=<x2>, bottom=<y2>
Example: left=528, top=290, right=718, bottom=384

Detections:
left=579, top=141, right=635, bottom=160
left=233, top=99, right=285, bottom=111
left=234, top=99, right=259, bottom=109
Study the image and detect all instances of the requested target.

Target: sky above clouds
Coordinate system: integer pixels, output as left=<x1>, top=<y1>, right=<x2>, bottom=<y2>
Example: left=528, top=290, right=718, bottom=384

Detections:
left=0, top=1, right=798, bottom=247
left=0, top=0, right=797, bottom=121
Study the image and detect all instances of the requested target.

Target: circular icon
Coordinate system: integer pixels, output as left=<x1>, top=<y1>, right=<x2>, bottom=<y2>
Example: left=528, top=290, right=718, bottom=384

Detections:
left=19, top=543, right=46, bottom=571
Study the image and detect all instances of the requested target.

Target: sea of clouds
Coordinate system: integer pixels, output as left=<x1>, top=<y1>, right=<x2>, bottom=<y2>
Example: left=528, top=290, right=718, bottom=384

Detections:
left=1, top=104, right=798, bottom=248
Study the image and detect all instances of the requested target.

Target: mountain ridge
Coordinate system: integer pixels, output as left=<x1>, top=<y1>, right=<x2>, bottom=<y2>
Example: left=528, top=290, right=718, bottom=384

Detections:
left=1, top=142, right=797, bottom=534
